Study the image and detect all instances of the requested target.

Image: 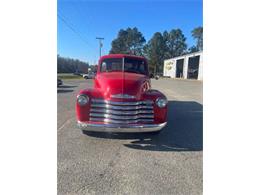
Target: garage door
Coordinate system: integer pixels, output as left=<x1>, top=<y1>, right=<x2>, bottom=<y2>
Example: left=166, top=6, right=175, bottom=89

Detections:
left=176, top=58, right=184, bottom=78
left=187, top=55, right=200, bottom=79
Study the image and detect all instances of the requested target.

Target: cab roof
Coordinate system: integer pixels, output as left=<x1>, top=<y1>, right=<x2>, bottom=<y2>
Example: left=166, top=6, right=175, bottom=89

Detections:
left=99, top=54, right=146, bottom=62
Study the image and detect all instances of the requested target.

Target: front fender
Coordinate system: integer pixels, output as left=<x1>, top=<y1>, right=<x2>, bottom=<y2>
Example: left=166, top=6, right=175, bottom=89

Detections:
left=143, top=90, right=168, bottom=124
left=76, top=88, right=103, bottom=122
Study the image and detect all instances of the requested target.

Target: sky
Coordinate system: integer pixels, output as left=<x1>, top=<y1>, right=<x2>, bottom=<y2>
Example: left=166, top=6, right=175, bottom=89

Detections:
left=58, top=0, right=202, bottom=64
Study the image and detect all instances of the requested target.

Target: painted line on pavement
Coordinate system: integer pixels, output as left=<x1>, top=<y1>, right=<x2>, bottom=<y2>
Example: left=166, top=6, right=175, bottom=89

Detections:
left=58, top=117, right=74, bottom=132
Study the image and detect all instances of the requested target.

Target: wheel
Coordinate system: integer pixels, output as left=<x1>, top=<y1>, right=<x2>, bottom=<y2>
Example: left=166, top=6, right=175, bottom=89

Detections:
left=149, top=130, right=162, bottom=135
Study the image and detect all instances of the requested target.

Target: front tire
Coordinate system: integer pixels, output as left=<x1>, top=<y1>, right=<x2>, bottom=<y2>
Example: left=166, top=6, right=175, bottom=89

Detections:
left=148, top=130, right=162, bottom=135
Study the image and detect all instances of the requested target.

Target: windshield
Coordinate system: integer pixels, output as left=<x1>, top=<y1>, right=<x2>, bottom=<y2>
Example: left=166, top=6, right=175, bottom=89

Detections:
left=100, top=58, right=148, bottom=75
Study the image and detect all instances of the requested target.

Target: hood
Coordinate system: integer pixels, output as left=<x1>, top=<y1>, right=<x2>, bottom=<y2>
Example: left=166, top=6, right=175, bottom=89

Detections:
left=95, top=72, right=149, bottom=100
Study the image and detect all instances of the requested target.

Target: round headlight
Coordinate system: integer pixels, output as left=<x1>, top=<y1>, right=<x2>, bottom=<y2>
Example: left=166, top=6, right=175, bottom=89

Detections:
left=156, top=97, right=167, bottom=108
left=77, top=94, right=89, bottom=106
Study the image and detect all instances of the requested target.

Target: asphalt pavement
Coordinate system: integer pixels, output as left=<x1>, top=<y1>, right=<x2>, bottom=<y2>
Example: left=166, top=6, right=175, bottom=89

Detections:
left=57, top=78, right=203, bottom=195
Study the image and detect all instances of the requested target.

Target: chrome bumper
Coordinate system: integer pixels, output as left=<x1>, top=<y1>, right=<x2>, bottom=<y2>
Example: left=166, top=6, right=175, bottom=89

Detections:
left=77, top=121, right=167, bottom=133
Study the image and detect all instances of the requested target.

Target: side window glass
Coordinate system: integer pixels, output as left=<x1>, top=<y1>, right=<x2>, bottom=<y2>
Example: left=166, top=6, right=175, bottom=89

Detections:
left=101, top=62, right=107, bottom=72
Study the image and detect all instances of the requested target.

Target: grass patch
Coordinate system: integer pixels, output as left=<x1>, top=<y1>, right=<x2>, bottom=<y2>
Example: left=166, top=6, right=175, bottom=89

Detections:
left=58, top=74, right=84, bottom=80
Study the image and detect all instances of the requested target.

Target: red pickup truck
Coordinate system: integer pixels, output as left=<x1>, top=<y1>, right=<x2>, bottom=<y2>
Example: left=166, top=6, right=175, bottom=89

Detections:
left=76, top=54, right=167, bottom=133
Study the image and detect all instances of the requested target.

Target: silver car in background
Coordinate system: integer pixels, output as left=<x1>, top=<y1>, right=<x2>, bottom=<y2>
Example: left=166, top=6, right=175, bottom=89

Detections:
left=82, top=72, right=96, bottom=79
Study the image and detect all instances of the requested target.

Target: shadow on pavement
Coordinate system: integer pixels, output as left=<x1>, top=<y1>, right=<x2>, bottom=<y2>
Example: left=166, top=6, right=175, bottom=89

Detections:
left=57, top=89, right=74, bottom=93
left=83, top=101, right=203, bottom=152
left=59, top=85, right=77, bottom=88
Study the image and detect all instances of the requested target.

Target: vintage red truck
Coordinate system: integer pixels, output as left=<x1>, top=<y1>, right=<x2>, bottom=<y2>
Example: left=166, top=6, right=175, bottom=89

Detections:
left=76, top=54, right=167, bottom=133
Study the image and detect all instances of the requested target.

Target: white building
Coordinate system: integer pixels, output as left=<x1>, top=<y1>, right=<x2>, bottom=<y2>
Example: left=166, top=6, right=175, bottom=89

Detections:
left=163, top=51, right=203, bottom=80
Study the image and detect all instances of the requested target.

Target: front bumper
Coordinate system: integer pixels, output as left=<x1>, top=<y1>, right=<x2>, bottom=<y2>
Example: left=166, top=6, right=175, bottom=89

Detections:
left=77, top=121, right=167, bottom=133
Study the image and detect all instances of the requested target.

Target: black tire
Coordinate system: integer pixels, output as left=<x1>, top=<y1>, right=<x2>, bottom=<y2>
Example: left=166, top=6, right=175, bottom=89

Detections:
left=148, top=130, right=162, bottom=135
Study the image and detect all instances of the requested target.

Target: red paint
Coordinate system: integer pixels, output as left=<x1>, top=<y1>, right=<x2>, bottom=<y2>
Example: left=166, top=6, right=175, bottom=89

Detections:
left=94, top=72, right=150, bottom=100
left=76, top=54, right=167, bottom=124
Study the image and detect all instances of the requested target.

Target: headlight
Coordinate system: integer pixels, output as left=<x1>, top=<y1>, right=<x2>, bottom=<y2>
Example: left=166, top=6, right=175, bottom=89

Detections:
left=77, top=94, right=89, bottom=106
left=156, top=97, right=167, bottom=108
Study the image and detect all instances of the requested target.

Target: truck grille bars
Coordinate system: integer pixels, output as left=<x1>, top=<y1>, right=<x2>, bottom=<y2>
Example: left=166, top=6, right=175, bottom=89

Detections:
left=89, top=99, right=154, bottom=124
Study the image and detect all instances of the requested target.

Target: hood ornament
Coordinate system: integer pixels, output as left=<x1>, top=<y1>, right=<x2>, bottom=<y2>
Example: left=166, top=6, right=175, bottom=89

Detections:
left=111, top=94, right=136, bottom=99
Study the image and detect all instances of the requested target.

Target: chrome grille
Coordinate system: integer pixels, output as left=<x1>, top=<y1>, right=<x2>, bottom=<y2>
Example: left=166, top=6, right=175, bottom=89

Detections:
left=90, top=98, right=154, bottom=124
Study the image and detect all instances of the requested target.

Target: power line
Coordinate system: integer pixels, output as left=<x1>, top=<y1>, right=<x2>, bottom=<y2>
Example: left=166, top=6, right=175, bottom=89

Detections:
left=71, top=2, right=96, bottom=37
left=70, top=2, right=102, bottom=60
left=58, top=7, right=98, bottom=63
left=58, top=12, right=91, bottom=47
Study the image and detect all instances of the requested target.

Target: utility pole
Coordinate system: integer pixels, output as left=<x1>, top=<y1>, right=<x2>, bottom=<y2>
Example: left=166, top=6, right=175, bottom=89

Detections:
left=96, top=37, right=104, bottom=58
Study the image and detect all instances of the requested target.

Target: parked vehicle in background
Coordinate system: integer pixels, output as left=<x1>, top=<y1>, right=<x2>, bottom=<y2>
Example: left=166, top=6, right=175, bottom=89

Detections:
left=73, top=72, right=82, bottom=76
left=82, top=72, right=96, bottom=79
left=57, top=78, right=63, bottom=87
left=76, top=54, right=168, bottom=133
left=149, top=73, right=160, bottom=80
left=155, top=73, right=164, bottom=80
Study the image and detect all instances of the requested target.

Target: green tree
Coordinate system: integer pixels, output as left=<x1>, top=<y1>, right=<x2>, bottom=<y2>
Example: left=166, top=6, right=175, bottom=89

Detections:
left=162, top=31, right=170, bottom=59
left=110, top=27, right=146, bottom=56
left=188, top=45, right=199, bottom=53
left=57, top=55, right=89, bottom=73
left=165, top=29, right=187, bottom=58
left=191, top=26, right=203, bottom=51
left=144, top=32, right=167, bottom=74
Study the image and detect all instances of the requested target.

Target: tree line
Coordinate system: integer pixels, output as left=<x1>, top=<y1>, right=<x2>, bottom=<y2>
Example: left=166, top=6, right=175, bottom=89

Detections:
left=57, top=55, right=89, bottom=73
left=110, top=26, right=203, bottom=74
